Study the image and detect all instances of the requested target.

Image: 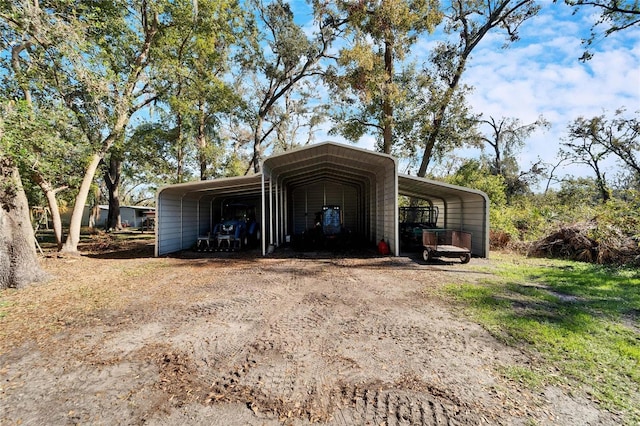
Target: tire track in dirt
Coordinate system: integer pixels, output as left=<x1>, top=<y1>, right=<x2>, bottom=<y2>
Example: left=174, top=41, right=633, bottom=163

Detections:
left=194, top=259, right=468, bottom=424
left=343, top=387, right=444, bottom=425
left=2, top=256, right=622, bottom=425
left=174, top=261, right=343, bottom=423
left=195, top=260, right=354, bottom=422
left=331, top=375, right=485, bottom=426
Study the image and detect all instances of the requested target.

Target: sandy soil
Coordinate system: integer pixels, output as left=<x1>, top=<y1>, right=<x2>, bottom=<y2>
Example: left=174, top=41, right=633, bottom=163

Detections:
left=0, top=240, right=621, bottom=425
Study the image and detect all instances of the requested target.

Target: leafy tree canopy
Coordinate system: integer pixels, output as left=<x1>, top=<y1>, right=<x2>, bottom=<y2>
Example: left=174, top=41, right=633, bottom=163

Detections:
left=561, top=0, right=640, bottom=60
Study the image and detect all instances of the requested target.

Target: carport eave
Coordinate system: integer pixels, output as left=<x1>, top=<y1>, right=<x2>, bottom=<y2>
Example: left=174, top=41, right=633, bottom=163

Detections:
left=398, top=174, right=490, bottom=203
left=156, top=174, right=264, bottom=199
left=262, top=141, right=398, bottom=177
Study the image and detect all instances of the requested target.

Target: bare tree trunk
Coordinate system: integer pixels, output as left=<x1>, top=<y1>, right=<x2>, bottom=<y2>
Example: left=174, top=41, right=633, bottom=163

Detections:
left=104, top=155, right=122, bottom=231
left=417, top=58, right=465, bottom=177
left=252, top=116, right=265, bottom=174
left=47, top=189, right=65, bottom=249
left=89, top=204, right=99, bottom=228
left=197, top=101, right=208, bottom=180
left=176, top=112, right=185, bottom=183
left=88, top=184, right=101, bottom=230
left=382, top=38, right=394, bottom=155
left=43, top=186, right=65, bottom=249
left=594, top=169, right=610, bottom=203
left=492, top=140, right=503, bottom=177
left=0, top=159, right=48, bottom=289
left=31, top=171, right=66, bottom=250
left=61, top=154, right=103, bottom=254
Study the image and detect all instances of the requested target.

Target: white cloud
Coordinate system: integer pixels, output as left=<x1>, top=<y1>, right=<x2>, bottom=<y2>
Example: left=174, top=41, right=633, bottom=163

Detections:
left=290, top=2, right=639, bottom=189
left=458, top=7, right=640, bottom=186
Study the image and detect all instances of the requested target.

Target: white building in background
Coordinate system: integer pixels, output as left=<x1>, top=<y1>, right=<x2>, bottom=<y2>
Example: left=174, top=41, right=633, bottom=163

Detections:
left=61, top=205, right=155, bottom=229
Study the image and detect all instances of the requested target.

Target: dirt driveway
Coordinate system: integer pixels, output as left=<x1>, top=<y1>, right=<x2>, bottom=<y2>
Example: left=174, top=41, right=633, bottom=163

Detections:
left=0, top=241, right=619, bottom=425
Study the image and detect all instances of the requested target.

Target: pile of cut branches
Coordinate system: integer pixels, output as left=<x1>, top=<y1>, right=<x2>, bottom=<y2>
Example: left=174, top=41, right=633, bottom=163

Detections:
left=82, top=232, right=122, bottom=252
left=527, top=221, right=639, bottom=265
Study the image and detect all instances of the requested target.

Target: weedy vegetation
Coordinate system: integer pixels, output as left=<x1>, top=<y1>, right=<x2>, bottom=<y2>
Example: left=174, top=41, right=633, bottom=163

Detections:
left=444, top=253, right=640, bottom=424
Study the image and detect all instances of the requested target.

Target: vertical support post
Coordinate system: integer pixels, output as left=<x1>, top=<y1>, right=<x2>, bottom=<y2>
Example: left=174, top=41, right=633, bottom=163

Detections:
left=305, top=189, right=308, bottom=230
left=342, top=187, right=345, bottom=228
left=209, top=198, right=213, bottom=234
left=393, top=168, right=399, bottom=257
left=154, top=195, right=160, bottom=257
left=274, top=180, right=279, bottom=247
left=443, top=200, right=449, bottom=229
left=269, top=177, right=274, bottom=246
left=180, top=196, right=184, bottom=250
left=261, top=172, right=266, bottom=256
left=283, top=186, right=288, bottom=239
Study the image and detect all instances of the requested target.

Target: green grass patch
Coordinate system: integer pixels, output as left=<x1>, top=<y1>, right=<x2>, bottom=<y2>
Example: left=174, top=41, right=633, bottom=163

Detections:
left=35, top=229, right=155, bottom=248
left=497, top=364, right=546, bottom=388
left=109, top=231, right=155, bottom=241
left=0, top=300, right=10, bottom=319
left=445, top=254, right=640, bottom=424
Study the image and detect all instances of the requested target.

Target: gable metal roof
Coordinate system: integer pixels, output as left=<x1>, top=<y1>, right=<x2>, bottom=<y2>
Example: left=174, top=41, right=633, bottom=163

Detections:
left=156, top=142, right=397, bottom=199
left=156, top=170, right=487, bottom=204
left=157, top=174, right=263, bottom=200
left=398, top=174, right=489, bottom=203
left=263, top=141, right=396, bottom=187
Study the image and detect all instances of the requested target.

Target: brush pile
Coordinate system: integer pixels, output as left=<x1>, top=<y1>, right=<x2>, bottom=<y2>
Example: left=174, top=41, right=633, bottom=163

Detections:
left=527, top=220, right=640, bottom=265
left=84, top=232, right=122, bottom=251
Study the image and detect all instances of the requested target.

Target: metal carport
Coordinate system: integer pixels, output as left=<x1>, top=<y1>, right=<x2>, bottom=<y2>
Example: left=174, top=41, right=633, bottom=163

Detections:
left=261, top=142, right=398, bottom=256
left=155, top=175, right=263, bottom=256
left=155, top=141, right=489, bottom=258
left=398, top=174, right=490, bottom=258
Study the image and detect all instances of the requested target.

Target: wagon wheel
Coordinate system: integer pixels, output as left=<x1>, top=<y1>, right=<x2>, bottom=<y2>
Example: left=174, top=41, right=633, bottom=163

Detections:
left=460, top=253, right=471, bottom=264
left=422, top=248, right=433, bottom=262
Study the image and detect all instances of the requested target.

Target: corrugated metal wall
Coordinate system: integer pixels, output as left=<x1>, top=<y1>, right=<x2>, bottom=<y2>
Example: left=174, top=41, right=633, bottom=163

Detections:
left=416, top=197, right=487, bottom=257
left=181, top=198, right=199, bottom=251
left=156, top=195, right=184, bottom=255
left=374, top=169, right=397, bottom=247
left=440, top=198, right=487, bottom=256
left=157, top=194, right=212, bottom=256
left=290, top=183, right=360, bottom=236
left=156, top=196, right=200, bottom=255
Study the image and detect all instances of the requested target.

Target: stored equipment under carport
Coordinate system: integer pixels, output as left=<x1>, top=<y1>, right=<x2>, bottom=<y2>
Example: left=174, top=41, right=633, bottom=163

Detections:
left=422, top=229, right=472, bottom=264
left=399, top=206, right=439, bottom=250
left=321, top=205, right=342, bottom=237
left=196, top=203, right=260, bottom=252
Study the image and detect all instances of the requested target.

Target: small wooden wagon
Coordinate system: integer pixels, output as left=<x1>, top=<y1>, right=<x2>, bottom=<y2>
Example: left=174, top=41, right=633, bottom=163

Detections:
left=422, top=229, right=472, bottom=264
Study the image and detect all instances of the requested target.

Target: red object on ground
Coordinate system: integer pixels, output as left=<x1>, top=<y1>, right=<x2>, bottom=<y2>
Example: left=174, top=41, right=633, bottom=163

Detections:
left=378, top=239, right=390, bottom=255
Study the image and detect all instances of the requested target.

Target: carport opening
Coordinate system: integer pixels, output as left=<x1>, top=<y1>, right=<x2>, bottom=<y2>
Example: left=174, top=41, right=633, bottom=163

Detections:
left=285, top=180, right=371, bottom=253
left=399, top=203, right=440, bottom=254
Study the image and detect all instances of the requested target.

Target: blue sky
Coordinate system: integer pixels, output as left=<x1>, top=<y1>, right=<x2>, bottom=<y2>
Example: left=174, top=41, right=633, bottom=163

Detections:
left=296, top=1, right=640, bottom=188
left=459, top=2, right=639, bottom=185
